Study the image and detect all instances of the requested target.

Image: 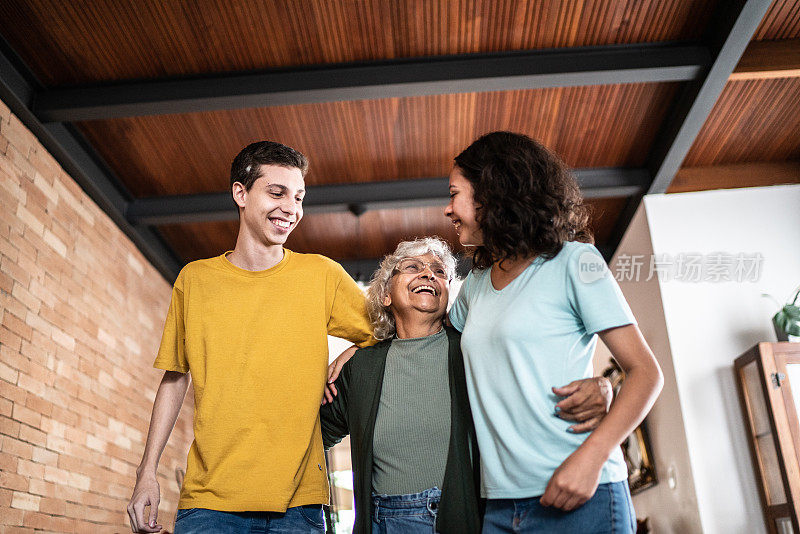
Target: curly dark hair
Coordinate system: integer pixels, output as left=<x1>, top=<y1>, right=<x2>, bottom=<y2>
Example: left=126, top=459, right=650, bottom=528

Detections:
left=454, top=131, right=592, bottom=270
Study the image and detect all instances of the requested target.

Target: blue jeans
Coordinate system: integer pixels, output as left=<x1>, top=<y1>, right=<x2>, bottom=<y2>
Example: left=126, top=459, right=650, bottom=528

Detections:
left=371, top=487, right=441, bottom=534
left=173, top=505, right=325, bottom=533
left=481, top=481, right=636, bottom=534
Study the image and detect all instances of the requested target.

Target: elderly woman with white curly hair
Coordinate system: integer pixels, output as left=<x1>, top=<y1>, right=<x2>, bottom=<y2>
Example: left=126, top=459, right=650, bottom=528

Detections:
left=320, top=237, right=612, bottom=534
left=320, top=236, right=481, bottom=534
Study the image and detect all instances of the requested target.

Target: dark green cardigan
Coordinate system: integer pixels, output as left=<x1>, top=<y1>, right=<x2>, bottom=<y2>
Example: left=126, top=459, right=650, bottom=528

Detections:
left=320, top=326, right=482, bottom=534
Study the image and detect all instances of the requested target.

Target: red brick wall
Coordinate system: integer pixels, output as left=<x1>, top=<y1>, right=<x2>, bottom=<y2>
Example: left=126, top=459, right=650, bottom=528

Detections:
left=0, top=97, right=194, bottom=532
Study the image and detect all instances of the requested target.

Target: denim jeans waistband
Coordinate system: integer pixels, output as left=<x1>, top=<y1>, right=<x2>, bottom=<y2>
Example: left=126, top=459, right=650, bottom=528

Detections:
left=372, top=487, right=441, bottom=519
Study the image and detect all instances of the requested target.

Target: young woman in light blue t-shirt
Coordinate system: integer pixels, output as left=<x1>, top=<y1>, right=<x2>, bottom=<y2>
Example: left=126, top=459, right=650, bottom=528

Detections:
left=444, top=131, right=663, bottom=534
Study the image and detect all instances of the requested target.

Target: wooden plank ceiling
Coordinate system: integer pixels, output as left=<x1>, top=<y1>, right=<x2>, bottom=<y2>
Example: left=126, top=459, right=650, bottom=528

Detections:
left=754, top=0, right=800, bottom=39
left=1, top=0, right=798, bottom=272
left=671, top=0, right=800, bottom=193
left=0, top=0, right=717, bottom=85
left=77, top=83, right=680, bottom=196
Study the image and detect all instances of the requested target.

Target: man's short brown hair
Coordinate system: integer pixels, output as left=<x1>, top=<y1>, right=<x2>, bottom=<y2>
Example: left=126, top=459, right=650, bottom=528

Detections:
left=230, top=141, right=309, bottom=190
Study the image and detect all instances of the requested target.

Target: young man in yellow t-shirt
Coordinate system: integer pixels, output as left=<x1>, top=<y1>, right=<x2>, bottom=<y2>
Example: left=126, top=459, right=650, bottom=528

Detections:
left=126, top=141, right=375, bottom=533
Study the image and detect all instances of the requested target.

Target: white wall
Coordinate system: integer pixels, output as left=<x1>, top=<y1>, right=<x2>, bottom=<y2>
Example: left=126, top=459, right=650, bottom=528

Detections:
left=634, top=185, right=800, bottom=533
left=602, top=205, right=704, bottom=533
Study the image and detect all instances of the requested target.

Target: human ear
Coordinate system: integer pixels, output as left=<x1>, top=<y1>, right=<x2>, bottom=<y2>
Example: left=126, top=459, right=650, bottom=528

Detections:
left=231, top=182, right=247, bottom=209
left=382, top=294, right=391, bottom=307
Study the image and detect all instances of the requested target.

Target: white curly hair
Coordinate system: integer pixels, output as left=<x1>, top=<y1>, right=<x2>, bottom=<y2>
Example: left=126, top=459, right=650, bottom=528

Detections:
left=366, top=236, right=457, bottom=340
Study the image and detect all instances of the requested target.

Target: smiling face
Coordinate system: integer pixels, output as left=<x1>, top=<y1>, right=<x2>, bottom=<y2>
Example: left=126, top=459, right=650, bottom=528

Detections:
left=233, top=164, right=305, bottom=247
left=444, top=166, right=482, bottom=247
left=383, top=253, right=450, bottom=322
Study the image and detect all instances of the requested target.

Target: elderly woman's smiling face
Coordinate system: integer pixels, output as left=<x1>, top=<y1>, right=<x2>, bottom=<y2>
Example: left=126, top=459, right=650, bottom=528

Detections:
left=382, top=253, right=450, bottom=320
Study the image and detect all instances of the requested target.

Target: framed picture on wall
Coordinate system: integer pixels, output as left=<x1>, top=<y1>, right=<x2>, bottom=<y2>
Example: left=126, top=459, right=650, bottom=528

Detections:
left=603, top=362, right=658, bottom=494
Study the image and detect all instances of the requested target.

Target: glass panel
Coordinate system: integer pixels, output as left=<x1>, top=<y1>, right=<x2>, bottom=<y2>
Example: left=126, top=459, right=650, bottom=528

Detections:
left=743, top=361, right=772, bottom=436
left=785, top=363, right=800, bottom=423
left=776, top=517, right=795, bottom=534
left=757, top=433, right=787, bottom=505
left=326, top=439, right=355, bottom=534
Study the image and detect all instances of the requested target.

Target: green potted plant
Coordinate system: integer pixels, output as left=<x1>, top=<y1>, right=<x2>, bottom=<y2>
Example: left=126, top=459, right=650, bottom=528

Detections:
left=774, top=286, right=800, bottom=342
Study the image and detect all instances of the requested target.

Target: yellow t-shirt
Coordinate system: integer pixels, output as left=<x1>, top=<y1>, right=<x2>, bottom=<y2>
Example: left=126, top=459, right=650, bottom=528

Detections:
left=153, top=249, right=375, bottom=512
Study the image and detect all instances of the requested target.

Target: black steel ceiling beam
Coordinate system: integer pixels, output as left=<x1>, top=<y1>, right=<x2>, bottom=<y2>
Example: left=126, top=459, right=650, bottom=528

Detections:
left=34, top=43, right=711, bottom=122
left=337, top=258, right=384, bottom=283
left=646, top=0, right=773, bottom=195
left=606, top=0, right=773, bottom=259
left=127, top=167, right=650, bottom=226
left=340, top=254, right=473, bottom=283
left=602, top=193, right=644, bottom=264
left=574, top=168, right=651, bottom=199
left=0, top=37, right=182, bottom=282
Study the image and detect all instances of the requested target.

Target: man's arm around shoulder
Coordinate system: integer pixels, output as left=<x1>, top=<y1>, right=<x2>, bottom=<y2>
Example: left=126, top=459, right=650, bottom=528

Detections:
left=320, top=357, right=355, bottom=450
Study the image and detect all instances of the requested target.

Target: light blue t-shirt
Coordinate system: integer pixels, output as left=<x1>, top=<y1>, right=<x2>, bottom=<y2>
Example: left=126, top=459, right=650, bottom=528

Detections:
left=449, top=241, right=635, bottom=499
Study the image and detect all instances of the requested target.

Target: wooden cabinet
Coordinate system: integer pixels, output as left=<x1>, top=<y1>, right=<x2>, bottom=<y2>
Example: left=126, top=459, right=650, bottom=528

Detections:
left=735, top=343, right=800, bottom=534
